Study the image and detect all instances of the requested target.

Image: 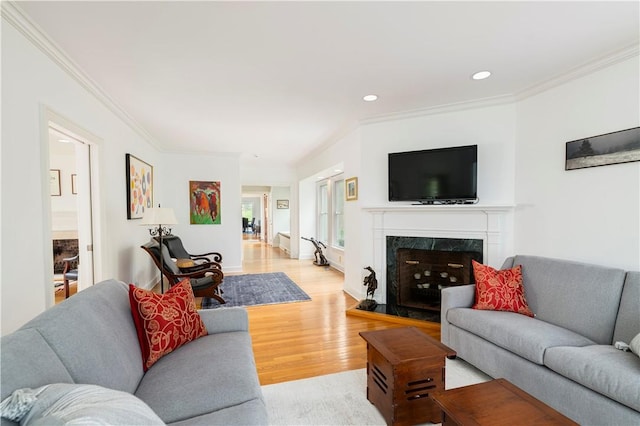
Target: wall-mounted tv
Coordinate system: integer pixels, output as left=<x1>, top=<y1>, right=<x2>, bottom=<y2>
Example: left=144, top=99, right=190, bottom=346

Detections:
left=388, top=145, right=478, bottom=204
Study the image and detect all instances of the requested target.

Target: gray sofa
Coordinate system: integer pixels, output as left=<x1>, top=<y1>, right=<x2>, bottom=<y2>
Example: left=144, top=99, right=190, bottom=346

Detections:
left=441, top=255, right=640, bottom=425
left=0, top=279, right=268, bottom=425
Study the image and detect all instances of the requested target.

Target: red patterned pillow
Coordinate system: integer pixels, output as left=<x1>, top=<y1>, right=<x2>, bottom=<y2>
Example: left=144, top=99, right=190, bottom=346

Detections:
left=472, top=261, right=534, bottom=317
left=129, top=279, right=207, bottom=371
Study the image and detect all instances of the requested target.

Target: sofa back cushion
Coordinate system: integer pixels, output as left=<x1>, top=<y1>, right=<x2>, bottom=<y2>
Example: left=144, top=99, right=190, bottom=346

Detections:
left=0, top=329, right=75, bottom=402
left=506, top=255, right=626, bottom=344
left=613, top=271, right=640, bottom=344
left=15, top=280, right=144, bottom=394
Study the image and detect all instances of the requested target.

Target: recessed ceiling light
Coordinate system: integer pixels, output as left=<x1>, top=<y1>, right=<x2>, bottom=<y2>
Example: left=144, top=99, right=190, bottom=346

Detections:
left=317, top=176, right=325, bottom=180
left=334, top=169, right=342, bottom=173
left=472, top=71, right=491, bottom=80
left=363, top=94, right=378, bottom=102
left=58, top=139, right=71, bottom=143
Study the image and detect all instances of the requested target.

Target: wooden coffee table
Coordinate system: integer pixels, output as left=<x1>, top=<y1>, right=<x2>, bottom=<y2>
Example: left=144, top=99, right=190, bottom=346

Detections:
left=430, top=378, right=578, bottom=425
left=359, top=327, right=456, bottom=426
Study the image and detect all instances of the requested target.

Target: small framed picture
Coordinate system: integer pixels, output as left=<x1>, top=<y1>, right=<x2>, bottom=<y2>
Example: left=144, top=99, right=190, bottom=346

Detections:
left=276, top=199, right=289, bottom=209
left=71, top=174, right=78, bottom=194
left=50, top=169, right=61, bottom=196
left=346, top=177, right=358, bottom=201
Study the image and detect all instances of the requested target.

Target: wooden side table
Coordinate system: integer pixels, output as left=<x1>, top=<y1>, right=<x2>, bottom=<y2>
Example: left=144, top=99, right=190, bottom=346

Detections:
left=430, top=378, right=578, bottom=426
left=359, top=327, right=456, bottom=426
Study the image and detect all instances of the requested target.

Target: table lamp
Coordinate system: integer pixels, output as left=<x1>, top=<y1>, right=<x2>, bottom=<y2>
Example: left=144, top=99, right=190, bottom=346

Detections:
left=140, top=205, right=177, bottom=292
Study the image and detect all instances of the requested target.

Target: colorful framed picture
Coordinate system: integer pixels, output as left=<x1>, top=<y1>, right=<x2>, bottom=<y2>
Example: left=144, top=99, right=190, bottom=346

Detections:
left=50, top=169, right=61, bottom=196
left=346, top=177, right=358, bottom=201
left=190, top=180, right=221, bottom=224
left=277, top=199, right=289, bottom=209
left=126, top=154, right=153, bottom=220
left=566, top=126, right=640, bottom=170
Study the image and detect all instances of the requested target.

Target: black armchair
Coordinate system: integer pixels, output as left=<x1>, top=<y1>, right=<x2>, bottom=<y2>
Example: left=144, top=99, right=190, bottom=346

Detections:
left=141, top=241, right=225, bottom=304
left=155, top=235, right=222, bottom=265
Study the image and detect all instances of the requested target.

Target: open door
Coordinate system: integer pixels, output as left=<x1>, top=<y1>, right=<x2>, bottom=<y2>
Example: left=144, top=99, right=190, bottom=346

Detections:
left=48, top=112, right=100, bottom=302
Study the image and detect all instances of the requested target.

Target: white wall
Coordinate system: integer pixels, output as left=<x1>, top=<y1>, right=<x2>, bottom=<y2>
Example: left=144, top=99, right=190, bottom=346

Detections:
left=514, top=56, right=640, bottom=270
left=50, top=144, right=78, bottom=234
left=1, top=16, right=246, bottom=334
left=1, top=19, right=162, bottom=333
left=160, top=153, right=243, bottom=272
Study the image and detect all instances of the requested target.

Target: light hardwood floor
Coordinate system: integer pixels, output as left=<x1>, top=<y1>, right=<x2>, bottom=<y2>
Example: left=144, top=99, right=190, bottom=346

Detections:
left=237, top=238, right=439, bottom=385
left=56, top=237, right=441, bottom=386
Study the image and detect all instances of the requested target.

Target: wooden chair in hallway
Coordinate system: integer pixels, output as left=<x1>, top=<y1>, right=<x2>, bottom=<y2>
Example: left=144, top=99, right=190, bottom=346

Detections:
left=61, top=254, right=78, bottom=299
left=141, top=241, right=225, bottom=304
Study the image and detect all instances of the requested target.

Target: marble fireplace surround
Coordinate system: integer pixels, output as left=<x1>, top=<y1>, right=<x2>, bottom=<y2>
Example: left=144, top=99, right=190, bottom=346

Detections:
left=364, top=205, right=514, bottom=305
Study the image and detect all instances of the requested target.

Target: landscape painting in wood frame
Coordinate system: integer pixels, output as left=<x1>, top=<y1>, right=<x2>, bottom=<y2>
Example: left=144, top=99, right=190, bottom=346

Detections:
left=566, top=126, right=640, bottom=170
left=190, top=181, right=221, bottom=224
left=126, top=154, right=153, bottom=219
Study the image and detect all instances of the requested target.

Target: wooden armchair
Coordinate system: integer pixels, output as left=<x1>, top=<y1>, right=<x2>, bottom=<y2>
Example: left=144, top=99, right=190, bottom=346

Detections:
left=62, top=255, right=78, bottom=299
left=141, top=241, right=225, bottom=304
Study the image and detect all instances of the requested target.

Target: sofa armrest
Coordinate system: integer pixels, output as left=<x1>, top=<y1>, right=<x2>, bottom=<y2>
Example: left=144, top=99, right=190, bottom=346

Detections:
left=198, top=307, right=249, bottom=334
left=440, top=284, right=475, bottom=346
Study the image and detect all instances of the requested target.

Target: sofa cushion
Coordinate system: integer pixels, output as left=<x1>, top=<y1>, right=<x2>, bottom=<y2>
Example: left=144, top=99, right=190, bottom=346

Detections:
left=630, top=333, right=640, bottom=357
left=511, top=255, right=626, bottom=344
left=1, top=384, right=164, bottom=425
left=0, top=329, right=74, bottom=402
left=471, top=261, right=533, bottom=317
left=15, top=280, right=144, bottom=394
left=135, top=331, right=263, bottom=424
left=446, top=308, right=595, bottom=364
left=613, top=271, right=640, bottom=344
left=544, top=345, right=640, bottom=412
left=129, top=280, right=208, bottom=371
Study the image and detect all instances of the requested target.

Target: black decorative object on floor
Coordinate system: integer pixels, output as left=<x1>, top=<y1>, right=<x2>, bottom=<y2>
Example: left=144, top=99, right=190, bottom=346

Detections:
left=357, top=266, right=378, bottom=311
left=201, top=272, right=311, bottom=309
left=301, top=237, right=329, bottom=266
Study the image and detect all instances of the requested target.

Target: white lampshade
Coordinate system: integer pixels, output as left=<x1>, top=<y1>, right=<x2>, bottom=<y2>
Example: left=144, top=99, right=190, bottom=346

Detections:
left=140, top=207, right=177, bottom=226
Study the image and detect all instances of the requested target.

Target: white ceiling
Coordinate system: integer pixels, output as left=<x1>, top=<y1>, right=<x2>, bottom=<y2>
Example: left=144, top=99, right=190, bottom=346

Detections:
left=16, top=1, right=640, bottom=167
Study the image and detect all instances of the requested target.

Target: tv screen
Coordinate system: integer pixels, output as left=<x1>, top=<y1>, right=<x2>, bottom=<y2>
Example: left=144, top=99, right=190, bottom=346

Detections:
left=388, top=145, right=478, bottom=204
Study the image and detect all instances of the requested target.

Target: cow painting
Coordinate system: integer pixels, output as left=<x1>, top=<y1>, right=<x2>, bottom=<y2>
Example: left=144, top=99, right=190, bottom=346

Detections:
left=189, top=181, right=221, bottom=224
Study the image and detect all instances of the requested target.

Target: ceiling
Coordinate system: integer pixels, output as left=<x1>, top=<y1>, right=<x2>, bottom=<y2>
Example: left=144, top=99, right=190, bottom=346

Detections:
left=16, top=1, right=640, bottom=168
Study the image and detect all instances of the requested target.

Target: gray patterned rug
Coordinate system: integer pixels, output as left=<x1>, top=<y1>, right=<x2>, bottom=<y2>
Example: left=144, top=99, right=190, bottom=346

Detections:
left=201, top=272, right=311, bottom=309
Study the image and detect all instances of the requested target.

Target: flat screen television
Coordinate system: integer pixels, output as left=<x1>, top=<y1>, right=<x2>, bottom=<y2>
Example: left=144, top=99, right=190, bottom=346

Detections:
left=388, top=145, right=478, bottom=204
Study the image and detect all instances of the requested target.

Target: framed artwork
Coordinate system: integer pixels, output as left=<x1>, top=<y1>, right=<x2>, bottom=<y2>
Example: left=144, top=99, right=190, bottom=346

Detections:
left=190, top=180, right=221, bottom=224
left=50, top=169, right=61, bottom=196
left=71, top=174, right=77, bottom=194
left=277, top=199, right=289, bottom=209
left=346, top=177, right=358, bottom=201
left=566, top=126, right=640, bottom=170
left=126, top=154, right=153, bottom=220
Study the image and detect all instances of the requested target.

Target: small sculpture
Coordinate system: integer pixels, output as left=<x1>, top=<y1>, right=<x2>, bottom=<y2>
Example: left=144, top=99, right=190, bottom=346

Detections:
left=301, top=237, right=329, bottom=266
left=357, top=266, right=378, bottom=311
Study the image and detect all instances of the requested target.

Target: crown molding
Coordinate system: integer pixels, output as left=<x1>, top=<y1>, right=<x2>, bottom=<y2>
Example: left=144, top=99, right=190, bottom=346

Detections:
left=360, top=94, right=516, bottom=126
left=1, top=1, right=163, bottom=150
left=515, top=43, right=640, bottom=101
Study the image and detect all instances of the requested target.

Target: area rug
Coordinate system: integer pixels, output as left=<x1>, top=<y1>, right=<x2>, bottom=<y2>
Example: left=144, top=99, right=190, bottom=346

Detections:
left=261, top=358, right=491, bottom=425
left=201, top=272, right=311, bottom=309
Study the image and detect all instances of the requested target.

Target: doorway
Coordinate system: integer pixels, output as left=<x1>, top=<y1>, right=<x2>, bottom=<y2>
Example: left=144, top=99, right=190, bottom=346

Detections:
left=46, top=110, right=100, bottom=305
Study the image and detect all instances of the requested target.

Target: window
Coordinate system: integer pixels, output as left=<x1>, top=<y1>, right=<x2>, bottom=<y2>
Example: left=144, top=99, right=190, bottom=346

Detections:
left=317, top=182, right=329, bottom=244
left=316, top=174, right=345, bottom=250
left=334, top=179, right=344, bottom=248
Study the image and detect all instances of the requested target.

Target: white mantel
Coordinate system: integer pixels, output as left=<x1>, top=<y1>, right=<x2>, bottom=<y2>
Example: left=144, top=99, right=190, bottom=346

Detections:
left=364, top=204, right=514, bottom=304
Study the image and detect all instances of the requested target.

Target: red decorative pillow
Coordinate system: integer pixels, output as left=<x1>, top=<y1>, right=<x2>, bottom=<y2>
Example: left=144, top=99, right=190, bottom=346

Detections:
left=129, top=279, right=207, bottom=371
left=472, top=261, right=534, bottom=317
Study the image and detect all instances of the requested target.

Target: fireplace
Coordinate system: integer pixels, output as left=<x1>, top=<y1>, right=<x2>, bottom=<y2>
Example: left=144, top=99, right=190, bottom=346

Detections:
left=396, top=248, right=481, bottom=311
left=385, top=236, right=482, bottom=322
left=360, top=204, right=513, bottom=322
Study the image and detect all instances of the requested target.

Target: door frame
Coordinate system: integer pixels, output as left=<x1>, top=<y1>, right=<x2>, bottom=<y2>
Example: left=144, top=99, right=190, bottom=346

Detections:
left=42, top=106, right=103, bottom=306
